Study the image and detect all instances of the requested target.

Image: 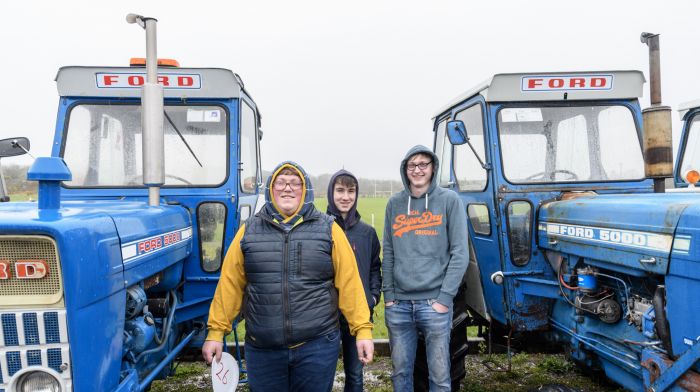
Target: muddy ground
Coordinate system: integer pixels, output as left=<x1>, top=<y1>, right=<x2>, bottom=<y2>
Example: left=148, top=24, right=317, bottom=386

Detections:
left=151, top=353, right=623, bottom=392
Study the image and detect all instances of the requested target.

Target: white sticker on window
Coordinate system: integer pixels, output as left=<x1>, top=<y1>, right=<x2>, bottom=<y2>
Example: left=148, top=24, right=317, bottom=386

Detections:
left=187, top=109, right=205, bottom=122
left=204, top=110, right=222, bottom=122
left=501, top=108, right=543, bottom=122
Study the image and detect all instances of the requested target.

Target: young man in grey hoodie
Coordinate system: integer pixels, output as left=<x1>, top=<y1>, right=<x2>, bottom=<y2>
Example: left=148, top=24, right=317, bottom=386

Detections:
left=382, top=145, right=468, bottom=392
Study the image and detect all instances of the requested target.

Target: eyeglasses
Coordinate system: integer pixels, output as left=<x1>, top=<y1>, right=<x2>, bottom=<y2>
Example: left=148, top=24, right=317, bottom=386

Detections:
left=272, top=179, right=303, bottom=191
left=407, top=161, right=432, bottom=171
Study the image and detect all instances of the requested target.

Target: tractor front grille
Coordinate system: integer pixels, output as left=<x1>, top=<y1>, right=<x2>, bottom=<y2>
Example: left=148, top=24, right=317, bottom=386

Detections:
left=0, top=309, right=72, bottom=391
left=0, top=236, right=63, bottom=306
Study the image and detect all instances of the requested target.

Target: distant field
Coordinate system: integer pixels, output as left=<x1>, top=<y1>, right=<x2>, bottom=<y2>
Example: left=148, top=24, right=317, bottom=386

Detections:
left=314, top=196, right=388, bottom=243
left=8, top=193, right=35, bottom=201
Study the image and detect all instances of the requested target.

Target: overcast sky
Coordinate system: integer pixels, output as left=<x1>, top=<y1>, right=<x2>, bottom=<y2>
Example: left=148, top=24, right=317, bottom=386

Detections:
left=1, top=0, right=699, bottom=180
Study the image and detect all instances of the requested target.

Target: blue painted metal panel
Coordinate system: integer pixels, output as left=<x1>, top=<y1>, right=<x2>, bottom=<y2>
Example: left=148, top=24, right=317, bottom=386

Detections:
left=26, top=350, right=42, bottom=366
left=666, top=203, right=700, bottom=358
left=22, top=313, right=40, bottom=345
left=1, top=315, right=18, bottom=346
left=44, top=312, right=60, bottom=344
left=47, top=348, right=62, bottom=372
left=5, top=352, right=20, bottom=376
left=537, top=193, right=699, bottom=275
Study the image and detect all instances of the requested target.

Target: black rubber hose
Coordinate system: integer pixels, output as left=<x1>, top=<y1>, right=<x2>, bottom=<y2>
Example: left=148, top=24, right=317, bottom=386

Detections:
left=653, top=285, right=674, bottom=358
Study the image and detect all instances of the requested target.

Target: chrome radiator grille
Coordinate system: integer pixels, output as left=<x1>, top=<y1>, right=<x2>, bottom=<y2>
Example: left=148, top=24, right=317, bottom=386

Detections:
left=0, top=309, right=72, bottom=391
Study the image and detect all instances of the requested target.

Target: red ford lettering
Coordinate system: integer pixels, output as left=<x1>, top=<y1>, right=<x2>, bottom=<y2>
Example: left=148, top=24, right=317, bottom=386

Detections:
left=128, top=75, right=145, bottom=86
left=96, top=73, right=201, bottom=89
left=138, top=237, right=163, bottom=254
left=0, top=260, right=10, bottom=279
left=163, top=232, right=181, bottom=246
left=548, top=78, right=564, bottom=88
left=527, top=78, right=543, bottom=89
left=103, top=75, right=119, bottom=86
left=522, top=75, right=613, bottom=91
left=15, top=260, right=48, bottom=279
left=177, top=76, right=194, bottom=87
left=591, top=77, right=606, bottom=87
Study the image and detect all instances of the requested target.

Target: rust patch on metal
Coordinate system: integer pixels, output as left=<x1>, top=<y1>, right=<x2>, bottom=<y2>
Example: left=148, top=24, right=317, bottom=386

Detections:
left=144, top=272, right=162, bottom=289
left=645, top=146, right=673, bottom=166
left=642, top=353, right=700, bottom=390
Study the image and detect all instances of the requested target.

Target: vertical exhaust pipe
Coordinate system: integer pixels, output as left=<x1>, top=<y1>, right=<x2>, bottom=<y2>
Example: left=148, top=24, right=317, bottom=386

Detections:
left=640, top=32, right=672, bottom=193
left=127, top=14, right=165, bottom=206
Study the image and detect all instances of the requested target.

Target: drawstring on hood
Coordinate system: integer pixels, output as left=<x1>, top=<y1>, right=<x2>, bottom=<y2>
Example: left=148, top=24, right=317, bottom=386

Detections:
left=400, top=145, right=440, bottom=215
left=326, top=169, right=361, bottom=230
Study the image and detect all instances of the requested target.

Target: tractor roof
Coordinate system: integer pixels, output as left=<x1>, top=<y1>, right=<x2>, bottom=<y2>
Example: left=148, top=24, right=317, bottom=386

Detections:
left=433, top=70, right=645, bottom=119
left=678, top=99, right=700, bottom=120
left=55, top=66, right=244, bottom=99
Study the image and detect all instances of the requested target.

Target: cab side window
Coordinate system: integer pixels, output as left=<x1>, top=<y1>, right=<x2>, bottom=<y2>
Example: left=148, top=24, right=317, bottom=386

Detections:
left=240, top=102, right=259, bottom=193
left=434, top=119, right=452, bottom=187
left=453, top=105, right=487, bottom=191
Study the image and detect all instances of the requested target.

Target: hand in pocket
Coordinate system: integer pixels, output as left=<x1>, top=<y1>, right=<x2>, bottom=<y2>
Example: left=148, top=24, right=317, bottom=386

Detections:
left=431, top=301, right=449, bottom=314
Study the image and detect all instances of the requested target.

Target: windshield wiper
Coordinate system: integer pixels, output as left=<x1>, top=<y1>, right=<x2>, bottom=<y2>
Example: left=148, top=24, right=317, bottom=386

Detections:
left=164, top=110, right=203, bottom=167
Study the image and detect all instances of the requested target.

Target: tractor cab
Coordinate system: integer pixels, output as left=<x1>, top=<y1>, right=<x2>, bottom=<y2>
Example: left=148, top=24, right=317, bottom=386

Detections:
left=433, top=71, right=652, bottom=331
left=674, top=99, right=700, bottom=189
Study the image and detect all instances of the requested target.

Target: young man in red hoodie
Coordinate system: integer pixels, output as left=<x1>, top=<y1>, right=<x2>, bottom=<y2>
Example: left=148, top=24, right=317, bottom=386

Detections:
left=327, top=170, right=382, bottom=392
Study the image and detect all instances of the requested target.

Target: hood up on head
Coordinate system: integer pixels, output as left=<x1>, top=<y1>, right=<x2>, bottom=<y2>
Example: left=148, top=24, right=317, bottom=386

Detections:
left=400, top=145, right=440, bottom=214
left=326, top=169, right=361, bottom=230
left=263, top=161, right=315, bottom=227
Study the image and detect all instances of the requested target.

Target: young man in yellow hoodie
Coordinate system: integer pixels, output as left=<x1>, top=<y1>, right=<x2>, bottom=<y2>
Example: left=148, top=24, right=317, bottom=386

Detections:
left=202, top=161, right=374, bottom=392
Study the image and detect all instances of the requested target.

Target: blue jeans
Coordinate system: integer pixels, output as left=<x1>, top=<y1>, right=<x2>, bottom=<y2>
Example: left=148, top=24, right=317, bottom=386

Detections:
left=385, top=300, right=452, bottom=392
left=340, top=319, right=363, bottom=392
left=245, top=329, right=341, bottom=392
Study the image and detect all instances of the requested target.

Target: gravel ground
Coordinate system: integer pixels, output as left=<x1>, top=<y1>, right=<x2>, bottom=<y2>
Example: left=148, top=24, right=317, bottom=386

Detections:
left=151, top=353, right=623, bottom=392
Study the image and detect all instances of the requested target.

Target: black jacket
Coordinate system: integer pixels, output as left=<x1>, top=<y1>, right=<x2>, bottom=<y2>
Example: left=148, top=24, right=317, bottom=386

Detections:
left=327, top=170, right=382, bottom=311
left=241, top=204, right=339, bottom=348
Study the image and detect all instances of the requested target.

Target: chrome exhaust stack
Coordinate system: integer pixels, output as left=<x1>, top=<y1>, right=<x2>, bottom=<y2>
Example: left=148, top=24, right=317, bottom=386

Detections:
left=128, top=14, right=164, bottom=206
left=640, top=32, right=672, bottom=193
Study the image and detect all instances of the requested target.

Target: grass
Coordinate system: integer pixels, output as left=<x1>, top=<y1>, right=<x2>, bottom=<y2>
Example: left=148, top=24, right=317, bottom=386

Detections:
left=314, top=196, right=388, bottom=242
left=151, top=353, right=621, bottom=392
left=8, top=193, right=35, bottom=201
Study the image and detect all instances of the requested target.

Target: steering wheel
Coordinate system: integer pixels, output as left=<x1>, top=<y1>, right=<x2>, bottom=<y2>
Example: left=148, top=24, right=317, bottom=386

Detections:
left=524, top=169, right=579, bottom=181
left=126, top=174, right=193, bottom=186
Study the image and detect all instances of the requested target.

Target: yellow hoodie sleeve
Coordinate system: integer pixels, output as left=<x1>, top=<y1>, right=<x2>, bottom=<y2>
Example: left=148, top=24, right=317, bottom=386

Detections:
left=205, top=224, right=248, bottom=342
left=332, top=222, right=374, bottom=340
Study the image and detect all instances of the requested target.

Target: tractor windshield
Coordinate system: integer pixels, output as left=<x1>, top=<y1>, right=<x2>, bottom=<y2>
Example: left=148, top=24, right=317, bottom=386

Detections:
left=679, top=115, right=700, bottom=178
left=61, top=103, right=228, bottom=187
left=497, top=104, right=645, bottom=184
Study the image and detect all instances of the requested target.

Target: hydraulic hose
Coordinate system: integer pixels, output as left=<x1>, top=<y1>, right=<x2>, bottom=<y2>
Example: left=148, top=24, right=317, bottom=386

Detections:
left=135, top=290, right=178, bottom=362
left=653, top=285, right=674, bottom=358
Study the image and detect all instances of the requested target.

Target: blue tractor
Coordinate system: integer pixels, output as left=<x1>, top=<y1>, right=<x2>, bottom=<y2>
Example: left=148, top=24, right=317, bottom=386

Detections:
left=0, top=14, right=263, bottom=391
left=425, top=34, right=700, bottom=391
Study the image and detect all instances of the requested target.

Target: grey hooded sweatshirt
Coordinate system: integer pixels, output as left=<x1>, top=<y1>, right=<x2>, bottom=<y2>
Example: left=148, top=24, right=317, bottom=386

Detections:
left=381, top=145, right=468, bottom=306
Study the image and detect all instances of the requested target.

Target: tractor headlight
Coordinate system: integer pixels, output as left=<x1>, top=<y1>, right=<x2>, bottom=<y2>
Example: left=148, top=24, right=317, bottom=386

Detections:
left=15, top=371, right=61, bottom=392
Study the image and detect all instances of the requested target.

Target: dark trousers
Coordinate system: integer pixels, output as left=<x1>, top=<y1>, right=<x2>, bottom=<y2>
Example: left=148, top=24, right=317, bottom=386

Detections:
left=246, top=329, right=341, bottom=392
left=340, top=319, right=364, bottom=392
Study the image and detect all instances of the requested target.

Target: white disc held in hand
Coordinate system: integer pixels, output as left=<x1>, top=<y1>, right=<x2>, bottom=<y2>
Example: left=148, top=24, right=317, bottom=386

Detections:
left=211, top=352, right=239, bottom=392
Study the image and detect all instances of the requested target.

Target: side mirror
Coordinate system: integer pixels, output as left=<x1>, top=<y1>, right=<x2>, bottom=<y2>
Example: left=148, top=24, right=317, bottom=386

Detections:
left=446, top=120, right=489, bottom=170
left=447, top=121, right=468, bottom=145
left=0, top=137, right=30, bottom=158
